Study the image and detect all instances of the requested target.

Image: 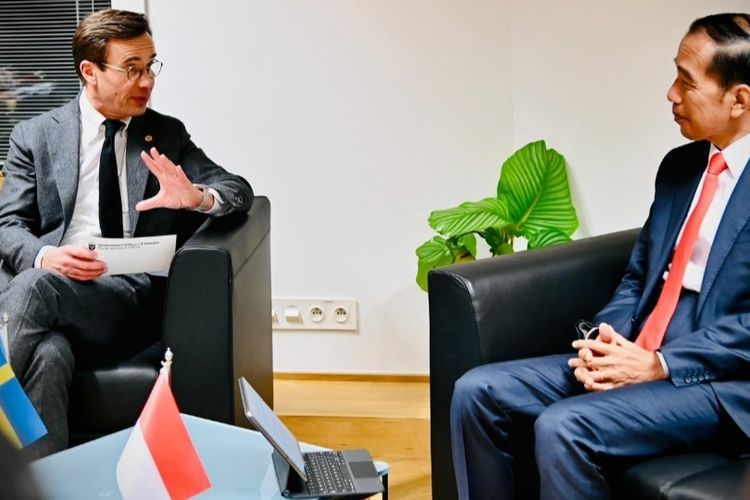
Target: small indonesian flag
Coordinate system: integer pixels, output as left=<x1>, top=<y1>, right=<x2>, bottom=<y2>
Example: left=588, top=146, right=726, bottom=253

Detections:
left=116, top=349, right=211, bottom=500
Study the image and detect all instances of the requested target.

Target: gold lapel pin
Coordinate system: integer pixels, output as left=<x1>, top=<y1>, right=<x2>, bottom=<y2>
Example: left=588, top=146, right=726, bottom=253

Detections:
left=144, top=135, right=153, bottom=143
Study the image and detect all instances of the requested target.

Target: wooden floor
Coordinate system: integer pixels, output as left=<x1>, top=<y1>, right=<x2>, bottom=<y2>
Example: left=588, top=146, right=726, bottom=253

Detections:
left=274, top=376, right=432, bottom=500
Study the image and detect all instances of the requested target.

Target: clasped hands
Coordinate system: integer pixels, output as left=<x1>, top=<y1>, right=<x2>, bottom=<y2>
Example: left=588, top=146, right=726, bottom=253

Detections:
left=41, top=148, right=208, bottom=280
left=568, top=323, right=667, bottom=392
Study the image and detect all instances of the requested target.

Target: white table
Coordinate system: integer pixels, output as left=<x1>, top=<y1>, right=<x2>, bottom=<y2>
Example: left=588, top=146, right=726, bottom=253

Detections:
left=31, top=414, right=389, bottom=499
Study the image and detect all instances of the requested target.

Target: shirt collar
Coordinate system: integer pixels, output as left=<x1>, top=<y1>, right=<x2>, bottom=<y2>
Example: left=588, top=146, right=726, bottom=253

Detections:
left=709, top=132, right=750, bottom=180
left=79, top=87, right=133, bottom=135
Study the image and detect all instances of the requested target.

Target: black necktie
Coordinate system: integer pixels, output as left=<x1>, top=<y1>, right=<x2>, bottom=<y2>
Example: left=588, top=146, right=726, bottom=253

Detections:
left=99, top=119, right=125, bottom=238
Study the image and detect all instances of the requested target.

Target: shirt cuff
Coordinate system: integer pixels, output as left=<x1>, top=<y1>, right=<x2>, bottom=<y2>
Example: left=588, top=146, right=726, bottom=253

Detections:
left=655, top=350, right=670, bottom=377
left=204, top=188, right=224, bottom=214
left=34, top=245, right=55, bottom=268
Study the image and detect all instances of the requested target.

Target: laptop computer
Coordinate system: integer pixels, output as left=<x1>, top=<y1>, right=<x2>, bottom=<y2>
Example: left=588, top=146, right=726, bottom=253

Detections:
left=238, top=377, right=384, bottom=499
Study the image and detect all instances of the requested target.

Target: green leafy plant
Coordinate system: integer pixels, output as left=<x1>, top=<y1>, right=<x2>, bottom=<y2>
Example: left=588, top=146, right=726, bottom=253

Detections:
left=415, top=140, right=578, bottom=291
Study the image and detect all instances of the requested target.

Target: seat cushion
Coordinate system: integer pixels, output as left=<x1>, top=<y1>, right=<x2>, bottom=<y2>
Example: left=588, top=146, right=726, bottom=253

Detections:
left=665, top=459, right=750, bottom=499
left=68, top=343, right=161, bottom=444
left=614, top=452, right=729, bottom=500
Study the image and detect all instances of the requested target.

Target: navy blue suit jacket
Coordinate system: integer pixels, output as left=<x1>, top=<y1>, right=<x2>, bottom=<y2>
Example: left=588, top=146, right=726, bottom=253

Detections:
left=594, top=140, right=750, bottom=437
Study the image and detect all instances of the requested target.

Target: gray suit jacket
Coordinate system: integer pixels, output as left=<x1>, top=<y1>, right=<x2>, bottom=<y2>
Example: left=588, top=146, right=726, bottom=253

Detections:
left=0, top=97, right=254, bottom=284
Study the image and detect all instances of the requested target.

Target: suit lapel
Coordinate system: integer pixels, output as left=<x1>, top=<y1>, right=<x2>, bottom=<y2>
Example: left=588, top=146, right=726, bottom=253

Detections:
left=698, top=156, right=750, bottom=313
left=641, top=149, right=706, bottom=314
left=124, top=115, right=155, bottom=232
left=49, top=100, right=81, bottom=224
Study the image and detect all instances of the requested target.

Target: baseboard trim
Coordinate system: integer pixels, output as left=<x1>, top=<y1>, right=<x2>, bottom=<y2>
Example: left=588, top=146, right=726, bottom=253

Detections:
left=274, top=372, right=429, bottom=383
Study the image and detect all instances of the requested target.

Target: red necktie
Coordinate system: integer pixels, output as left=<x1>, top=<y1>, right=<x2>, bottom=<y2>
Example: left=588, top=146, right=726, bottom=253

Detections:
left=636, top=152, right=728, bottom=351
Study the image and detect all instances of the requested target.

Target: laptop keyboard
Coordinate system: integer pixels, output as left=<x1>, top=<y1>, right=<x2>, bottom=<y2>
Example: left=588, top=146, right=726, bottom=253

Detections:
left=304, top=451, right=356, bottom=495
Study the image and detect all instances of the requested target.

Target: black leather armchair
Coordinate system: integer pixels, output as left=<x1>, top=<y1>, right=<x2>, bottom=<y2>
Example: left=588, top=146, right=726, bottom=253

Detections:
left=68, top=196, right=273, bottom=445
left=429, top=228, right=750, bottom=499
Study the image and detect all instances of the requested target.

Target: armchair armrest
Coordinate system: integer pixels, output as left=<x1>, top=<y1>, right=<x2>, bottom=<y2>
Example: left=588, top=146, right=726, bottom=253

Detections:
left=428, top=228, right=639, bottom=500
left=163, top=196, right=272, bottom=427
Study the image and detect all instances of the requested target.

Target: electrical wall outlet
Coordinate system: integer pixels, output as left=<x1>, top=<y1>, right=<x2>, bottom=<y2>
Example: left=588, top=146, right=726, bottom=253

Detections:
left=272, top=298, right=358, bottom=332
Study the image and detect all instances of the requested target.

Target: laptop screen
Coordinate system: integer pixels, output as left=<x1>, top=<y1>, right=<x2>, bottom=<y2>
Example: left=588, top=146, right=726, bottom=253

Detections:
left=238, top=377, right=308, bottom=480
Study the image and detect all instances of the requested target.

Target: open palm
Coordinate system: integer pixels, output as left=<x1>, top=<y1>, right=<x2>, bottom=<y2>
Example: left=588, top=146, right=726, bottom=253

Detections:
left=135, top=147, right=202, bottom=211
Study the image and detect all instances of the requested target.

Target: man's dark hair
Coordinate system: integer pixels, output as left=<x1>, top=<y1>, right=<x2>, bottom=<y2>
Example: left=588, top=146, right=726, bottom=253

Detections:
left=688, top=13, right=750, bottom=89
left=72, top=9, right=152, bottom=80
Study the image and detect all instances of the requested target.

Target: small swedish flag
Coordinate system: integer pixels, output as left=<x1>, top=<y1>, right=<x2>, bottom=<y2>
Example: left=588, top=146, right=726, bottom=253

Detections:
left=0, top=327, right=47, bottom=448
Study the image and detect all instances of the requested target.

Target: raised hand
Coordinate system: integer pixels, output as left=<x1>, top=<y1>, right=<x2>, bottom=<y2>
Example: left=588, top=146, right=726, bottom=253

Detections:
left=135, top=147, right=210, bottom=212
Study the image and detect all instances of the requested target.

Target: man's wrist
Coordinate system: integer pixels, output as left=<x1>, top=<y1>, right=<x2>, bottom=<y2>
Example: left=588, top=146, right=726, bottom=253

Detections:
left=35, top=245, right=55, bottom=268
left=191, top=184, right=213, bottom=211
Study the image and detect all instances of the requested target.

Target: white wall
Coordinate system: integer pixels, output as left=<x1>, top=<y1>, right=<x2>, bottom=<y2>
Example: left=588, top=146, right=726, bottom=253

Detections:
left=509, top=0, right=746, bottom=235
left=118, top=1, right=748, bottom=374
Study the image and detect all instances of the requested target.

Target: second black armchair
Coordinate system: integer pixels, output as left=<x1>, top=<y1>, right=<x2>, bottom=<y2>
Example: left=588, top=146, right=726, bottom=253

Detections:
left=429, top=228, right=750, bottom=500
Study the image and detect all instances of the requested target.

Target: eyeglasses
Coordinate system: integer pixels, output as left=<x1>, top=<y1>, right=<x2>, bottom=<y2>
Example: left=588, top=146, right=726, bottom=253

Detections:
left=99, top=59, right=163, bottom=81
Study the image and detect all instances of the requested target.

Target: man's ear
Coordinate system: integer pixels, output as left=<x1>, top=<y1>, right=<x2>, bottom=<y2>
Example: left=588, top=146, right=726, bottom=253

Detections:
left=730, top=83, right=750, bottom=118
left=79, top=60, right=97, bottom=86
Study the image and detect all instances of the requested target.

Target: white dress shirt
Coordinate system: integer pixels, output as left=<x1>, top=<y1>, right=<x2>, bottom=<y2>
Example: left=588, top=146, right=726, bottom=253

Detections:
left=63, top=87, right=134, bottom=245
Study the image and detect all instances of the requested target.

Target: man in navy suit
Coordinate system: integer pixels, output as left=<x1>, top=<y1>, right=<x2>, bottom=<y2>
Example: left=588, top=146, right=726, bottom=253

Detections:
left=0, top=10, right=252, bottom=458
left=450, top=13, right=750, bottom=499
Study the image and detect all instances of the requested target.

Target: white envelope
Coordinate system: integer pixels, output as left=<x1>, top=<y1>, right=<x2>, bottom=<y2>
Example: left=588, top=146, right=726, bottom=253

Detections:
left=88, top=235, right=177, bottom=275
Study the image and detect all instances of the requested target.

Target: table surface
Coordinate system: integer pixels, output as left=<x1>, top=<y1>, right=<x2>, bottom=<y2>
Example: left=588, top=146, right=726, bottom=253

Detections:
left=30, top=414, right=389, bottom=499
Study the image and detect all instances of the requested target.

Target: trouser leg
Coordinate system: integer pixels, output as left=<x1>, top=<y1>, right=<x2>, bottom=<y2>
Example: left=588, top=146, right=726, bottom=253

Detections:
left=534, top=381, right=724, bottom=500
left=450, top=354, right=582, bottom=499
left=19, top=332, right=74, bottom=458
left=0, top=269, right=151, bottom=458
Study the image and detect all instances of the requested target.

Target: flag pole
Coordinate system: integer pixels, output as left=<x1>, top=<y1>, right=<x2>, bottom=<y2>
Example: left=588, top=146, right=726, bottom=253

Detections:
left=161, top=347, right=173, bottom=382
left=1, top=313, right=9, bottom=359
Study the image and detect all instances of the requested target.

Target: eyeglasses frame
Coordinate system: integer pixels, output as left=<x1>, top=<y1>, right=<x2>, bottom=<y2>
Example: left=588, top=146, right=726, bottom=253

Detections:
left=99, top=59, right=163, bottom=81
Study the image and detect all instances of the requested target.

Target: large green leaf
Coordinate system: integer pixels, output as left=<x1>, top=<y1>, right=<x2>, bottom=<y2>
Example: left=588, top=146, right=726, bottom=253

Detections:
left=415, top=237, right=455, bottom=291
left=428, top=197, right=509, bottom=238
left=497, top=140, right=578, bottom=238
left=527, top=228, right=572, bottom=249
left=415, top=235, right=476, bottom=291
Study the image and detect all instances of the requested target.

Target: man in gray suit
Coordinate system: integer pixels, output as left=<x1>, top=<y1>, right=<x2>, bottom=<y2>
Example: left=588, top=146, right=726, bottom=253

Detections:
left=0, top=9, right=253, bottom=458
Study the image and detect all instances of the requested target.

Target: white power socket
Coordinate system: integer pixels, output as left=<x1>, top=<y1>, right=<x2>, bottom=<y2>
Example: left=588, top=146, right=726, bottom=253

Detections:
left=272, top=298, right=358, bottom=332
